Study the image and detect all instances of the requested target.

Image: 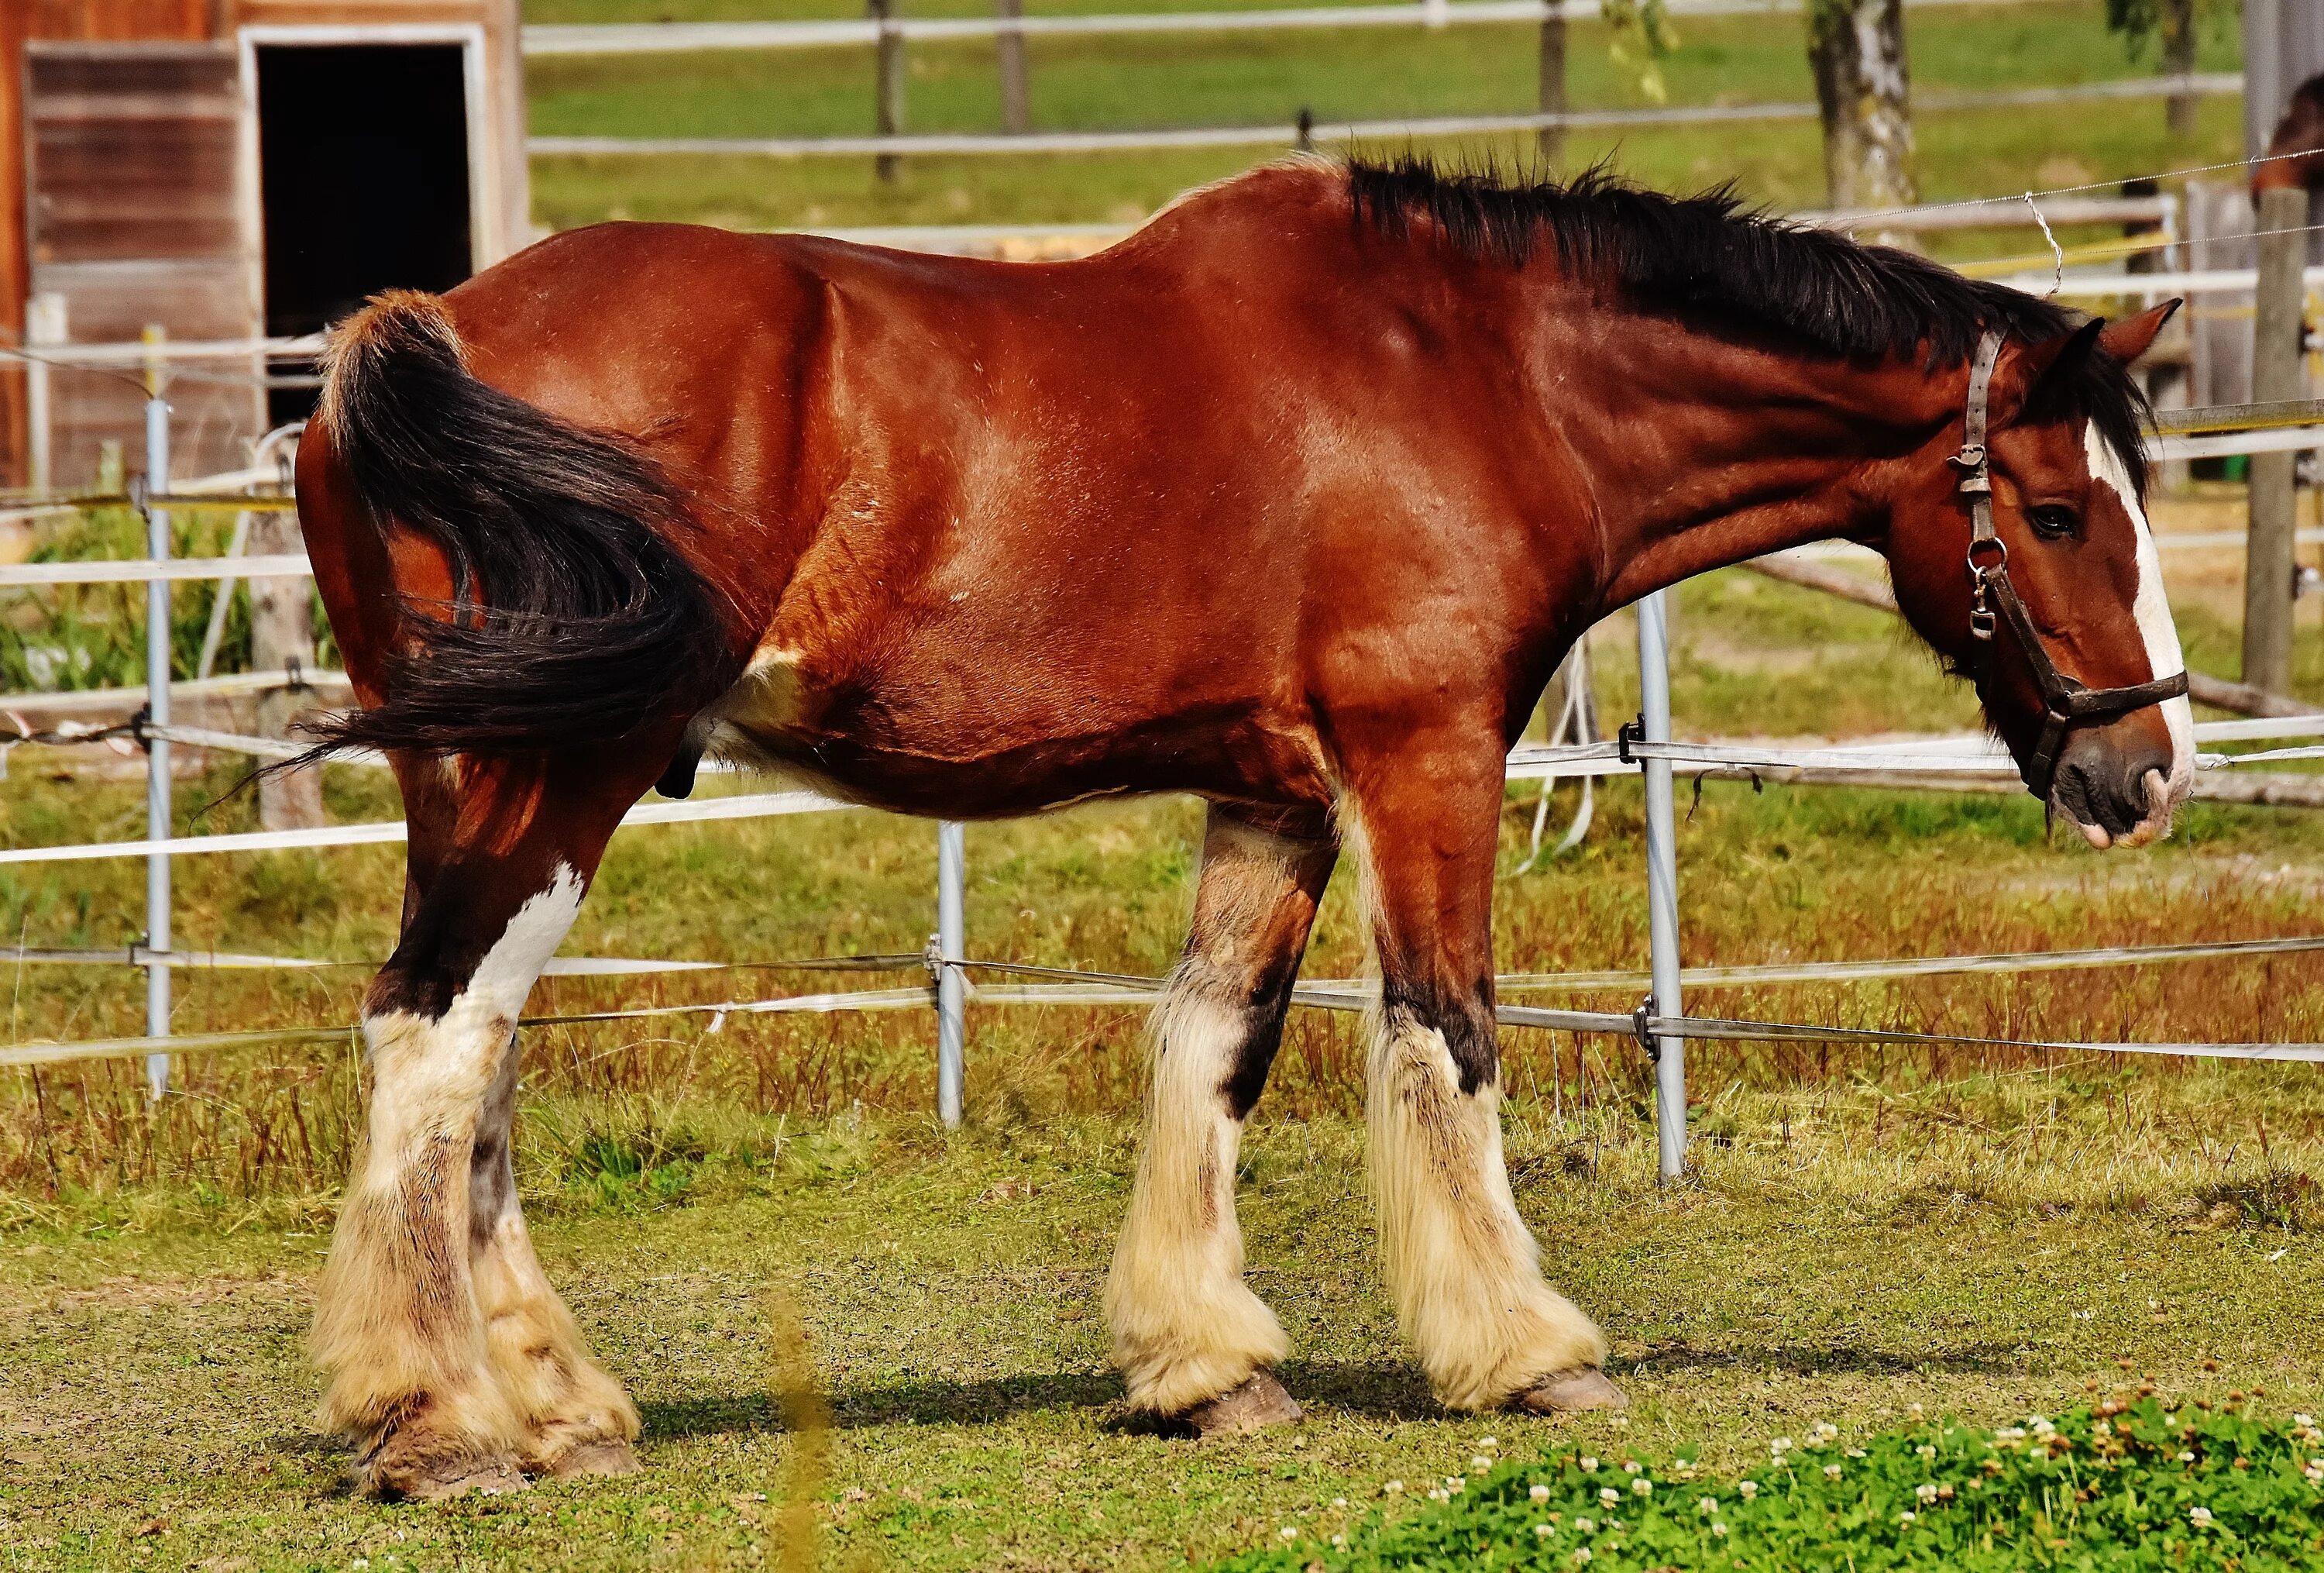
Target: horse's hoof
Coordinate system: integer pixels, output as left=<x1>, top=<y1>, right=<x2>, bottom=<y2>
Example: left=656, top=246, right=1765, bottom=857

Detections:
left=548, top=1440, right=644, bottom=1479
left=1176, top=1370, right=1303, bottom=1437
left=1513, top=1367, right=1628, bottom=1415
left=370, top=1454, right=530, bottom=1501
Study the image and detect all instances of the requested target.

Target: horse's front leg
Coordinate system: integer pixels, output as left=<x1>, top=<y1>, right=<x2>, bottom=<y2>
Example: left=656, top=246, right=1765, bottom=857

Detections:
left=1107, top=805, right=1337, bottom=1434
left=315, top=762, right=648, bottom=1497
left=1346, top=737, right=1624, bottom=1415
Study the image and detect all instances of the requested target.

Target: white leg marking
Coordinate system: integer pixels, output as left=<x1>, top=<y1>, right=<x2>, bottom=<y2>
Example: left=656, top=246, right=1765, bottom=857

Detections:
left=316, top=866, right=589, bottom=1458
left=1106, top=986, right=1287, bottom=1414
left=1367, top=1011, right=1604, bottom=1410
left=2087, top=422, right=2195, bottom=843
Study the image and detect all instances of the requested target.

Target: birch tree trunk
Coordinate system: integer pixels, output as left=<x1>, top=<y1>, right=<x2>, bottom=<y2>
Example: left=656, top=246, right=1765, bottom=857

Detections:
left=1807, top=0, right=1918, bottom=210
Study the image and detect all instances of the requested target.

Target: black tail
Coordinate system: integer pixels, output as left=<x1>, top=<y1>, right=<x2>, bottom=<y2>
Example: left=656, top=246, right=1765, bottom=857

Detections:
left=305, top=290, right=733, bottom=758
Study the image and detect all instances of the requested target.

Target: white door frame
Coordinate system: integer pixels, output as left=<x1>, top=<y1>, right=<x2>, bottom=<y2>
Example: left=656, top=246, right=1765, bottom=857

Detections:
left=235, top=22, right=496, bottom=314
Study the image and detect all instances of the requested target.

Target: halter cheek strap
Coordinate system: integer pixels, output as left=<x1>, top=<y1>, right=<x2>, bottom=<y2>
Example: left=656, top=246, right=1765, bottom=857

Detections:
left=1951, top=328, right=2189, bottom=800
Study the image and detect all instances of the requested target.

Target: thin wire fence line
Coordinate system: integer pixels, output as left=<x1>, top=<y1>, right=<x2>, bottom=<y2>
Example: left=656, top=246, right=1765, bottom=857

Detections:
left=7, top=715, right=2319, bottom=865
left=0, top=788, right=851, bottom=867
left=15, top=950, right=2324, bottom=1072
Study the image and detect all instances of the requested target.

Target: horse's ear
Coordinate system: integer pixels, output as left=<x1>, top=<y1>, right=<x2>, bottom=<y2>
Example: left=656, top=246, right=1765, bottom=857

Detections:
left=2098, top=300, right=2181, bottom=365
left=1993, top=317, right=2106, bottom=422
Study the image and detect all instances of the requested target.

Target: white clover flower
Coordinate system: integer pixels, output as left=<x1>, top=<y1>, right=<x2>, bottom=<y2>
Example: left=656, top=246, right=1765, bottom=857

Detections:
left=1446, top=1477, right=1466, bottom=1492
left=1813, top=1422, right=1839, bottom=1441
left=1899, top=1511, right=1917, bottom=1525
left=1917, top=1444, right=1937, bottom=1460
left=2190, top=1506, right=2214, bottom=1526
left=1624, top=1461, right=1642, bottom=1475
left=2304, top=1463, right=2322, bottom=1484
left=1472, top=1456, right=1494, bottom=1471
left=1632, top=1478, right=1653, bottom=1496
left=2179, top=1452, right=2196, bottom=1464
left=2298, top=1416, right=2315, bottom=1429
left=1575, top=1517, right=1597, bottom=1533
left=1278, top=1527, right=1298, bottom=1541
left=1384, top=1480, right=1404, bottom=1494
left=1738, top=1482, right=1758, bottom=1501
left=1332, top=1498, right=1348, bottom=1509
left=1915, top=1482, right=1940, bottom=1503
left=1572, top=1551, right=1592, bottom=1566
left=1530, top=1485, right=1552, bottom=1503
left=1711, top=1522, right=1728, bottom=1538
left=1535, top=1524, right=1554, bottom=1539
left=1580, top=1457, right=1599, bottom=1473
left=1697, top=1497, right=1718, bottom=1515
left=1331, top=1535, right=1346, bottom=1549
left=1823, top=1465, right=1841, bottom=1480
left=1600, top=1487, right=1621, bottom=1506
left=1908, top=1403, right=1924, bottom=1417
left=1771, top=1437, right=1794, bottom=1453
left=1846, top=1448, right=1866, bottom=1459
left=1427, top=1489, right=1449, bottom=1502
left=1480, top=1437, right=1498, bottom=1450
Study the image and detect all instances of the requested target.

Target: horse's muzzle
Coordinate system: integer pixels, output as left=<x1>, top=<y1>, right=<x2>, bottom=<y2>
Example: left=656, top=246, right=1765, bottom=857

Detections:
left=2050, top=730, right=2182, bottom=850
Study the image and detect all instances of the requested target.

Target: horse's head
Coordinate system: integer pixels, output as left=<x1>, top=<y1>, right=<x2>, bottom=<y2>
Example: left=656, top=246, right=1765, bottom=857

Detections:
left=1884, top=303, right=2192, bottom=848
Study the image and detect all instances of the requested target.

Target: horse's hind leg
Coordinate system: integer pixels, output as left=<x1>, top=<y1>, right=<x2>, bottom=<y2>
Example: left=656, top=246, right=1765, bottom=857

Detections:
left=315, top=756, right=657, bottom=1497
left=1345, top=742, right=1621, bottom=1414
left=1106, top=804, right=1336, bottom=1434
left=469, top=1031, right=643, bottom=1479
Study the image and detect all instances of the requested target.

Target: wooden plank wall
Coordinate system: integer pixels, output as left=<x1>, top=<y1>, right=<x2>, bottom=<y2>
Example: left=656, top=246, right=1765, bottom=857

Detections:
left=26, top=40, right=265, bottom=486
left=3, top=0, right=526, bottom=489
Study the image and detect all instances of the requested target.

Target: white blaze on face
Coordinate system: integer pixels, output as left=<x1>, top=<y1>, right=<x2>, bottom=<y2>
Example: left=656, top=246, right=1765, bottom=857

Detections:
left=2085, top=420, right=2196, bottom=818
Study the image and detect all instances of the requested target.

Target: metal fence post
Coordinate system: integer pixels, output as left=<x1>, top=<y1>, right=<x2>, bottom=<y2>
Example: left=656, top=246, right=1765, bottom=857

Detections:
left=141, top=340, right=174, bottom=1100
left=1636, top=590, right=1684, bottom=1182
left=937, top=820, right=966, bottom=1126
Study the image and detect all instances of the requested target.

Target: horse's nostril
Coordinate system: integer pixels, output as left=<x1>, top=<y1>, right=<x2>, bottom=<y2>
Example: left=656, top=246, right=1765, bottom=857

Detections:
left=2123, top=756, right=2172, bottom=818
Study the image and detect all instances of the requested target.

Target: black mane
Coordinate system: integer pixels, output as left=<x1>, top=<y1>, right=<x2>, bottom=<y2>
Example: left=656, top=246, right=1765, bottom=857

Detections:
left=1344, top=156, right=2152, bottom=494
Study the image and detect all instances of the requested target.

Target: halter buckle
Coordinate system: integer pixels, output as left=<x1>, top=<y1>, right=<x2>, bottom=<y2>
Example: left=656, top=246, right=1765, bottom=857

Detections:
left=1968, top=576, right=1997, bottom=642
left=1948, top=444, right=1991, bottom=495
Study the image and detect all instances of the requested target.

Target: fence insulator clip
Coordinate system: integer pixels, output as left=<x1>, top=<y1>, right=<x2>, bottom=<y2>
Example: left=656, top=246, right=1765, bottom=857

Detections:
left=128, top=704, right=153, bottom=753
left=1632, top=993, right=1659, bottom=1063
left=1617, top=714, right=1645, bottom=764
left=923, top=934, right=947, bottom=990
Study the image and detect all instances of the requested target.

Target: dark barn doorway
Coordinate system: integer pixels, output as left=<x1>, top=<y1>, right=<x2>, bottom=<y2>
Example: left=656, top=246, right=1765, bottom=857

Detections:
left=257, top=43, right=474, bottom=425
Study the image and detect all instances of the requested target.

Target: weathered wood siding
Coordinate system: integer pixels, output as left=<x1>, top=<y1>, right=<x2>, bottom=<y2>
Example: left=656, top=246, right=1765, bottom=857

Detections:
left=25, top=40, right=265, bottom=486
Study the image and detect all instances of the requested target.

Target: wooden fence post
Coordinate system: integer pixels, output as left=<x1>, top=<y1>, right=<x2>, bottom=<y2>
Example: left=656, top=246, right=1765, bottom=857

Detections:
left=1538, top=0, right=1566, bottom=167
left=2245, top=183, right=2308, bottom=694
left=997, top=0, right=1030, bottom=135
left=871, top=0, right=905, bottom=183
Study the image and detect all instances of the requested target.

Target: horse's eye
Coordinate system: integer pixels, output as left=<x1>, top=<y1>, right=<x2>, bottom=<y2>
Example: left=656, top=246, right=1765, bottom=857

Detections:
left=2027, top=504, right=2078, bottom=540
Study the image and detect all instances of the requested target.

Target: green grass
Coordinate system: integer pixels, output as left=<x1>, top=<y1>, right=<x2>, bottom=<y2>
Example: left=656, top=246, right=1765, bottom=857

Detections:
left=10, top=563, right=2324, bottom=1567
left=11, top=1096, right=2324, bottom=1571
left=1219, top=1397, right=2324, bottom=1570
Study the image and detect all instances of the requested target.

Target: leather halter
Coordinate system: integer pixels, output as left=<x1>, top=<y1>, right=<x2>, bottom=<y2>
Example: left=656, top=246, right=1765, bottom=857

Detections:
left=1950, top=329, right=2188, bottom=801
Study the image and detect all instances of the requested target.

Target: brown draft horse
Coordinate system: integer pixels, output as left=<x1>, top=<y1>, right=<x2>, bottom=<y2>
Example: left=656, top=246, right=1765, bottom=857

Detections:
left=292, top=155, right=2192, bottom=1497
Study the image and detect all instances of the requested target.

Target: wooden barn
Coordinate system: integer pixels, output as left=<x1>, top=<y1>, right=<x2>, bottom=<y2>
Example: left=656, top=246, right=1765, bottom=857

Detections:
left=2, top=0, right=530, bottom=490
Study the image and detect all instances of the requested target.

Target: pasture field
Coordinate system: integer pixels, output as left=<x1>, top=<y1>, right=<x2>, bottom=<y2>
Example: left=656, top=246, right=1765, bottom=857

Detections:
left=9, top=5, right=2320, bottom=1558
left=524, top=1, right=2246, bottom=239
left=10, top=561, right=2324, bottom=1568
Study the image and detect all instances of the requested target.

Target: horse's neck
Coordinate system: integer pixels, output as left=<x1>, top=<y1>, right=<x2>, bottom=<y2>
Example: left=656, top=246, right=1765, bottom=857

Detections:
left=1555, top=328, right=1959, bottom=611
